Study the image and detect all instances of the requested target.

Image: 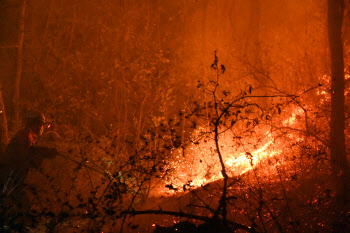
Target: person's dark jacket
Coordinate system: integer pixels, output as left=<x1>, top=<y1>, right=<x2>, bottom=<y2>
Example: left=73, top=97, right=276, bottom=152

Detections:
left=0, top=127, right=57, bottom=185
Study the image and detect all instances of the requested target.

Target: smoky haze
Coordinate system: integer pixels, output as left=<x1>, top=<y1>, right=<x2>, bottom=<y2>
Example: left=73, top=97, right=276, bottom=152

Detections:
left=0, top=0, right=330, bottom=136
left=0, top=1, right=350, bottom=232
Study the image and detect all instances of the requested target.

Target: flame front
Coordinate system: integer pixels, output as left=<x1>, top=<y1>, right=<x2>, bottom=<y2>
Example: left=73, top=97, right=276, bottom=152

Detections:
left=150, top=105, right=305, bottom=196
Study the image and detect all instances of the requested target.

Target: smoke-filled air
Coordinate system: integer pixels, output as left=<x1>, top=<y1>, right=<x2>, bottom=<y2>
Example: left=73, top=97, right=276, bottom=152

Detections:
left=0, top=0, right=349, bottom=232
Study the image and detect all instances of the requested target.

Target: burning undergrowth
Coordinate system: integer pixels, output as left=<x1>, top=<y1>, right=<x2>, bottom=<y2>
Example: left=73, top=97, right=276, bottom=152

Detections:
left=150, top=100, right=324, bottom=198
left=151, top=69, right=325, bottom=197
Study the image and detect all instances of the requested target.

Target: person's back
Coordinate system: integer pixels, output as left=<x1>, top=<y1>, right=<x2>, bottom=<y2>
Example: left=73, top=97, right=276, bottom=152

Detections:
left=3, top=127, right=35, bottom=171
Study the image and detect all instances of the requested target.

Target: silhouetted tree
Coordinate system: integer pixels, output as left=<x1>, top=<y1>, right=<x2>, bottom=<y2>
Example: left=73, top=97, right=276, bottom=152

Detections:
left=13, top=0, right=26, bottom=130
left=0, top=82, right=8, bottom=153
left=327, top=0, right=349, bottom=231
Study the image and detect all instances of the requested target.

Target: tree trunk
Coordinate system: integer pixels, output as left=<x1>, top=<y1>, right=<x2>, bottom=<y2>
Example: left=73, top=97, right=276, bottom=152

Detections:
left=0, top=82, right=8, bottom=154
left=249, top=0, right=261, bottom=70
left=13, top=0, right=26, bottom=130
left=327, top=0, right=350, bottom=230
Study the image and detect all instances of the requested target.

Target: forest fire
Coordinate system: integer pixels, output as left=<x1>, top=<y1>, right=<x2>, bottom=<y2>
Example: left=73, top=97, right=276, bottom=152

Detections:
left=0, top=0, right=349, bottom=232
left=152, top=105, right=308, bottom=196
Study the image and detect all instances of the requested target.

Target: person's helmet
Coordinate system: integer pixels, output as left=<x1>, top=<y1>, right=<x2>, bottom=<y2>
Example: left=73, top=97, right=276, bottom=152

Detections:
left=24, top=111, right=46, bottom=127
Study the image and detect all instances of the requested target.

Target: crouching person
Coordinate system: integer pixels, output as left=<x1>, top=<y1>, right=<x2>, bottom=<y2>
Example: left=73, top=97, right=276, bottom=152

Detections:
left=0, top=111, right=57, bottom=231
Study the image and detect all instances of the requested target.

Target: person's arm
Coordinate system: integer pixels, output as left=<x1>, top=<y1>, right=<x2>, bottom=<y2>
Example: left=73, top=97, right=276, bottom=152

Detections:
left=32, top=146, right=58, bottom=159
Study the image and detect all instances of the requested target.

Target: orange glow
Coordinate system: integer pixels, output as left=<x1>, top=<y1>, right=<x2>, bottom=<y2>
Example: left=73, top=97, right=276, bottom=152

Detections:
left=282, top=108, right=304, bottom=127
left=149, top=104, right=312, bottom=196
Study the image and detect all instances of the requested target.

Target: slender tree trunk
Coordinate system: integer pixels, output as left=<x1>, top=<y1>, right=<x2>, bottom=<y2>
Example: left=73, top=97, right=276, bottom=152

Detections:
left=327, top=0, right=350, bottom=231
left=249, top=0, right=261, bottom=70
left=13, top=0, right=26, bottom=130
left=248, top=0, right=267, bottom=105
left=0, top=82, right=8, bottom=154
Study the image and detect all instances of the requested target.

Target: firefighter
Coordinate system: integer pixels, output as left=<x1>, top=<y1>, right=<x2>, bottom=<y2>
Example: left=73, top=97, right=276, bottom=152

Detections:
left=0, top=111, right=57, bottom=216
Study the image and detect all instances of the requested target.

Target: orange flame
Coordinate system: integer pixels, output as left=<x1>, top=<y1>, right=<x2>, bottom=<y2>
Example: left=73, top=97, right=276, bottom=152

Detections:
left=150, top=105, right=306, bottom=196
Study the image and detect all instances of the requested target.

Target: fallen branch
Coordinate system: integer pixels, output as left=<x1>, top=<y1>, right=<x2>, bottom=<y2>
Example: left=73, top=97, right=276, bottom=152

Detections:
left=122, top=209, right=257, bottom=232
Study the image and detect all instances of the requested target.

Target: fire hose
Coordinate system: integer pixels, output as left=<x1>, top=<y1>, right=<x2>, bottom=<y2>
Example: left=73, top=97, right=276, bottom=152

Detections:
left=56, top=153, right=111, bottom=177
left=40, top=131, right=113, bottom=178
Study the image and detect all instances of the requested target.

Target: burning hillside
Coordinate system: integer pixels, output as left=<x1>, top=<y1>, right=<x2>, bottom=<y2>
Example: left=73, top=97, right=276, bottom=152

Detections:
left=151, top=103, right=317, bottom=197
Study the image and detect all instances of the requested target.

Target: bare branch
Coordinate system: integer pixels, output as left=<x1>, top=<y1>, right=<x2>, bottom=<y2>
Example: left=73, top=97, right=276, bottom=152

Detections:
left=122, top=209, right=256, bottom=232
